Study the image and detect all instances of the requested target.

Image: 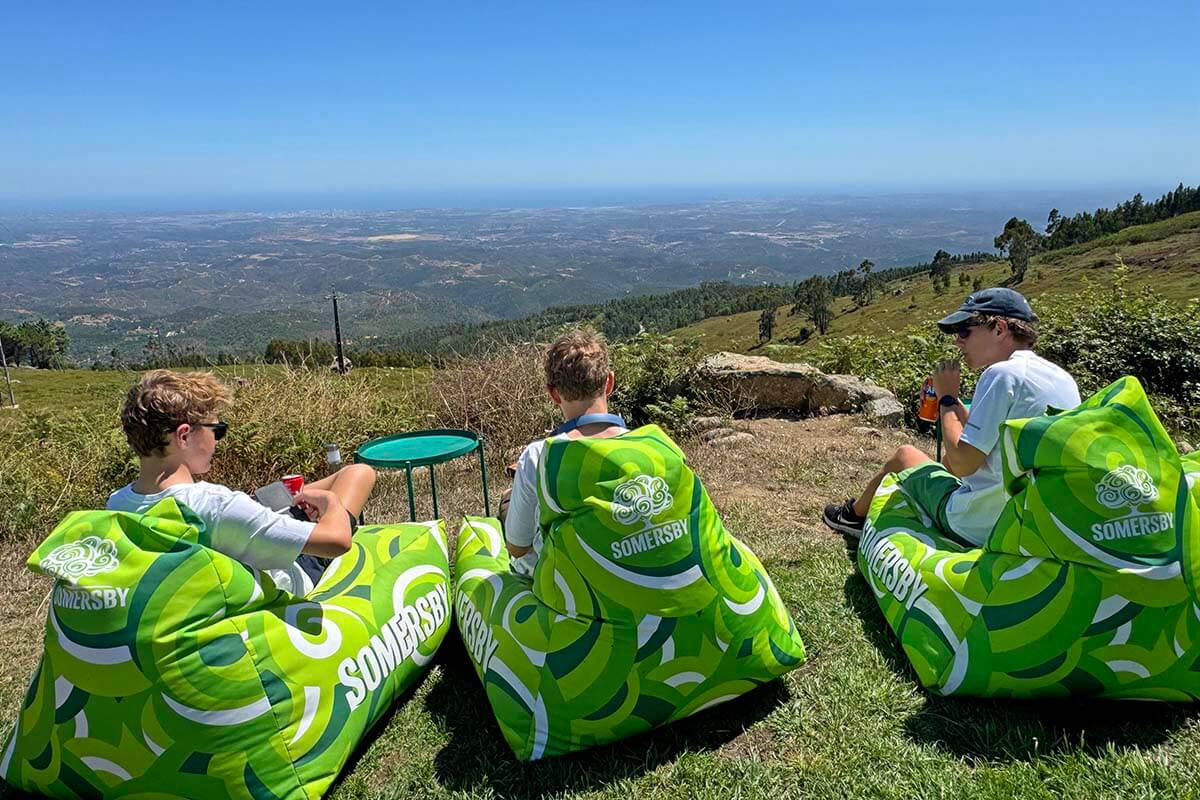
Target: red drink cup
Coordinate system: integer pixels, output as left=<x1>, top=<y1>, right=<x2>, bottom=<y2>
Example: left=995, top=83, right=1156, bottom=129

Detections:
left=281, top=474, right=305, bottom=496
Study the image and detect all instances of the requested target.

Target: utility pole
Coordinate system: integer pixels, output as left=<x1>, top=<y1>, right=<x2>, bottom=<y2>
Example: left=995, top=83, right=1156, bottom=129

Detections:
left=0, top=336, right=14, bottom=407
left=330, top=288, right=347, bottom=374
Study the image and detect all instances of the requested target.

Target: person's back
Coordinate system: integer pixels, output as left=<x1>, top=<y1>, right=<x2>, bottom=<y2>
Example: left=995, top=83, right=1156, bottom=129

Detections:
left=503, top=329, right=626, bottom=575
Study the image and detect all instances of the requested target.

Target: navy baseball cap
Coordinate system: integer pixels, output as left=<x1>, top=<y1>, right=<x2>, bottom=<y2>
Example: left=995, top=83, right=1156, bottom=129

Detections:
left=937, top=287, right=1037, bottom=333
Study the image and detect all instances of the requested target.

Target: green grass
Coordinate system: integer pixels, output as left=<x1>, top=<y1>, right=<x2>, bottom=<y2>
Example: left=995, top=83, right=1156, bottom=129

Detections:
left=674, top=211, right=1200, bottom=355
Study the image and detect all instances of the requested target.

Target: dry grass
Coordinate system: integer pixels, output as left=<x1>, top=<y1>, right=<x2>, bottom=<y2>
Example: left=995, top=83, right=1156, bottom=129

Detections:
left=421, top=343, right=560, bottom=463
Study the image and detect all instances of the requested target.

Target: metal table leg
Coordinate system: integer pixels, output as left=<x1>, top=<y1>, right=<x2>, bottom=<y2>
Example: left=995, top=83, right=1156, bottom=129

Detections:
left=429, top=464, right=439, bottom=519
left=478, top=440, right=491, bottom=517
left=404, top=463, right=416, bottom=522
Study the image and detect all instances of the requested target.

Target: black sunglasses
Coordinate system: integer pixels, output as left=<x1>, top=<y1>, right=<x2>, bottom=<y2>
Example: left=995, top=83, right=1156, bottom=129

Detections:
left=952, top=322, right=991, bottom=339
left=192, top=421, right=229, bottom=440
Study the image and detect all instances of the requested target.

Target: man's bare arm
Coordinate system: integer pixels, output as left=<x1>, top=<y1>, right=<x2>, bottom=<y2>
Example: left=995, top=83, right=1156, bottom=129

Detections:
left=939, top=403, right=988, bottom=477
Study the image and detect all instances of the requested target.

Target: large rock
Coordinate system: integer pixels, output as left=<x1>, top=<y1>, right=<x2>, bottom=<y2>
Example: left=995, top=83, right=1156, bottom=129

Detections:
left=700, top=351, right=902, bottom=423
left=864, top=396, right=905, bottom=427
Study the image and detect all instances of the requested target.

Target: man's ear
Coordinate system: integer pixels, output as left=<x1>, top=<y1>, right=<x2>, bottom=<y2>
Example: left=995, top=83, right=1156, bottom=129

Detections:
left=172, top=423, right=191, bottom=448
left=604, top=371, right=615, bottom=396
left=547, top=384, right=563, bottom=405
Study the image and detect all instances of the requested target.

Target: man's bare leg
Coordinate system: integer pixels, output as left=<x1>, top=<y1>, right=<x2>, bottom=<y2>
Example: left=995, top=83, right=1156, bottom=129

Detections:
left=306, top=464, right=377, bottom=517
left=851, top=445, right=931, bottom=517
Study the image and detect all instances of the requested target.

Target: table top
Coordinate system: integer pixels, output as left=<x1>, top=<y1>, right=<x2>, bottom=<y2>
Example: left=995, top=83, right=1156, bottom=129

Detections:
left=354, top=428, right=482, bottom=468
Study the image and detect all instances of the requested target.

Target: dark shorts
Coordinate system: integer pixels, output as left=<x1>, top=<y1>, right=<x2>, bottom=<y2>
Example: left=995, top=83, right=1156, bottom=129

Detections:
left=295, top=511, right=359, bottom=585
left=893, top=461, right=962, bottom=536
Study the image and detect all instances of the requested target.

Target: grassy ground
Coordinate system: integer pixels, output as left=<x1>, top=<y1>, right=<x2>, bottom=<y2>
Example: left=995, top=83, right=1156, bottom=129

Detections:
left=673, top=211, right=1200, bottom=356
left=0, top=364, right=425, bottom=418
left=3, top=393, right=1199, bottom=798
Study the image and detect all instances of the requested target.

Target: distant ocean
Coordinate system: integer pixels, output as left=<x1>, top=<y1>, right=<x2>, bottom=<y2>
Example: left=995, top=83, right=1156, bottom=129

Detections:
left=0, top=183, right=1156, bottom=215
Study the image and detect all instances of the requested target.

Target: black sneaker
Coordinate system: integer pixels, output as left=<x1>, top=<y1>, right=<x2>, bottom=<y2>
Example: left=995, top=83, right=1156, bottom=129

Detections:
left=822, top=498, right=865, bottom=538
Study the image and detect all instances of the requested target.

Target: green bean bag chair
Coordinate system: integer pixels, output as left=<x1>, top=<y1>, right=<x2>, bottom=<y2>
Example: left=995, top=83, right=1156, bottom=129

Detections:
left=454, top=424, right=806, bottom=760
left=2, top=498, right=451, bottom=799
left=861, top=376, right=1200, bottom=699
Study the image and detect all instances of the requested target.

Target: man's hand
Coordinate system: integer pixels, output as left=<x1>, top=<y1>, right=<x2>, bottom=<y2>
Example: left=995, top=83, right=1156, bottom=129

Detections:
left=292, top=488, right=342, bottom=522
left=932, top=359, right=962, bottom=399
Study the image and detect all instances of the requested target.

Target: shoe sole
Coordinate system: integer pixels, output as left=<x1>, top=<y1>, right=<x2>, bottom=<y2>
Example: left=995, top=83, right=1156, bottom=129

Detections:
left=822, top=511, right=864, bottom=539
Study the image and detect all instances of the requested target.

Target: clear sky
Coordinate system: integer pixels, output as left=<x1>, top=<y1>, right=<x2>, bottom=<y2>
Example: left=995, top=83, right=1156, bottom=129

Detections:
left=3, top=0, right=1197, bottom=204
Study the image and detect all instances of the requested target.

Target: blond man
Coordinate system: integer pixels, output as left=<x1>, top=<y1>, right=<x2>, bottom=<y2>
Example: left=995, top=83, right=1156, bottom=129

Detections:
left=503, top=329, right=628, bottom=575
left=108, top=369, right=376, bottom=594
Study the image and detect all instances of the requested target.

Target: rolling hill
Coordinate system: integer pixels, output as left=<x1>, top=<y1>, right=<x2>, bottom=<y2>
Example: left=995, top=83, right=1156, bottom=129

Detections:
left=671, top=211, right=1200, bottom=355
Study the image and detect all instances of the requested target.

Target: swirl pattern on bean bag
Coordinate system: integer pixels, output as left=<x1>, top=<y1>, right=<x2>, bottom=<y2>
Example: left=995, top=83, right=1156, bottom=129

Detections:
left=455, top=424, right=805, bottom=760
left=861, top=376, right=1200, bottom=699
left=2, top=498, right=451, bottom=799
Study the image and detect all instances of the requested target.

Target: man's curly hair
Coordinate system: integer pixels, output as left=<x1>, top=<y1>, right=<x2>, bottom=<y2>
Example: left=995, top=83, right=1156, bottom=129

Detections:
left=544, top=328, right=610, bottom=401
left=120, top=370, right=232, bottom=456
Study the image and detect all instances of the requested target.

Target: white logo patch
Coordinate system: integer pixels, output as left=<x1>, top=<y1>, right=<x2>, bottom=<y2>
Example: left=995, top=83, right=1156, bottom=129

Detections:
left=1096, top=465, right=1158, bottom=510
left=611, top=475, right=673, bottom=526
left=39, top=537, right=120, bottom=580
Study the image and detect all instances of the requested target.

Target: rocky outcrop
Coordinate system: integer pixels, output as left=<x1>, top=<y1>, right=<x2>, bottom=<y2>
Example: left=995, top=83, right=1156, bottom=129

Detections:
left=700, top=352, right=904, bottom=425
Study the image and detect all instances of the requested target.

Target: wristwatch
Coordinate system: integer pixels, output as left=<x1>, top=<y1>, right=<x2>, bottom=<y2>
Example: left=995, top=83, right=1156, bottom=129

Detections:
left=939, top=394, right=959, bottom=408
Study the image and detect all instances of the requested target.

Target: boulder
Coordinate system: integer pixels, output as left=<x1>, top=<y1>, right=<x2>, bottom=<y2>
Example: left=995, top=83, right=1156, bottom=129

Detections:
left=864, top=396, right=905, bottom=427
left=700, top=352, right=900, bottom=419
left=692, top=415, right=727, bottom=433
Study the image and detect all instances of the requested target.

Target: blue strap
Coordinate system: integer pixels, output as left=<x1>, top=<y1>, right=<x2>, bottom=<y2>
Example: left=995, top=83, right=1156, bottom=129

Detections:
left=551, top=412, right=627, bottom=436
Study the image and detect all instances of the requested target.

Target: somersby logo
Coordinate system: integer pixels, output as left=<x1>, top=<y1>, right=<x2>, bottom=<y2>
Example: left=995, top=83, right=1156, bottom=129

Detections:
left=40, top=536, right=128, bottom=610
left=609, top=475, right=687, bottom=559
left=1091, top=465, right=1172, bottom=542
left=611, top=475, right=672, bottom=526
left=1095, top=465, right=1158, bottom=510
left=40, top=536, right=120, bottom=580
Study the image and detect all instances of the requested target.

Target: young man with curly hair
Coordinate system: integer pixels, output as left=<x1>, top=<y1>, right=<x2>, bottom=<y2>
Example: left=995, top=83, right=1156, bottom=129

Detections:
left=108, top=369, right=376, bottom=594
left=502, top=328, right=628, bottom=575
left=823, top=288, right=1080, bottom=546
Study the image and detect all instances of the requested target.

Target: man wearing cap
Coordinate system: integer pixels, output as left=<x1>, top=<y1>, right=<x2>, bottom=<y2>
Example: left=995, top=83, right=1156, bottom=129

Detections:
left=822, top=287, right=1080, bottom=546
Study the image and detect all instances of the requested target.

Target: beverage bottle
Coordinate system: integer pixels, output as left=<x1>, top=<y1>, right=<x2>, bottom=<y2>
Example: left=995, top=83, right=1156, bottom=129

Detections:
left=325, top=443, right=342, bottom=475
left=917, top=377, right=939, bottom=423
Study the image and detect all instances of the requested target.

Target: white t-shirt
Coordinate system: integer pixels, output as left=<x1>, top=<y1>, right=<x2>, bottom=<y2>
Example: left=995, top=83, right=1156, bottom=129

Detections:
left=504, top=426, right=627, bottom=577
left=107, top=481, right=316, bottom=595
left=946, top=350, right=1081, bottom=545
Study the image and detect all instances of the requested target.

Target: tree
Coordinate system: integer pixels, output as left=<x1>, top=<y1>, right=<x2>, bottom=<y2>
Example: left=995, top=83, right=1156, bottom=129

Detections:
left=758, top=307, right=776, bottom=343
left=994, top=217, right=1039, bottom=282
left=0, top=321, right=19, bottom=365
left=804, top=277, right=833, bottom=335
left=930, top=249, right=953, bottom=284
left=1046, top=208, right=1063, bottom=237
left=855, top=259, right=877, bottom=306
left=16, top=319, right=71, bottom=369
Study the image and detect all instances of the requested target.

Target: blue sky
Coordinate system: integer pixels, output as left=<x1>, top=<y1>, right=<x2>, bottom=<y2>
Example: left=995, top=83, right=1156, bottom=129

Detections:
left=2, top=1, right=1197, bottom=203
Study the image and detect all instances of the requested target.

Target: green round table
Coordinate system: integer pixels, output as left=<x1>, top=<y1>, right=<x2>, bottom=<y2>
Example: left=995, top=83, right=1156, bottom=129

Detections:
left=355, top=429, right=490, bottom=521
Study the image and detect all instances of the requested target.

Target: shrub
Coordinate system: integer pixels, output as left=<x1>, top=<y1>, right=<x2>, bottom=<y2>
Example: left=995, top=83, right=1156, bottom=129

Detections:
left=808, top=268, right=1199, bottom=433
left=810, top=330, right=967, bottom=426
left=1036, top=264, right=1200, bottom=432
left=609, top=334, right=717, bottom=431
